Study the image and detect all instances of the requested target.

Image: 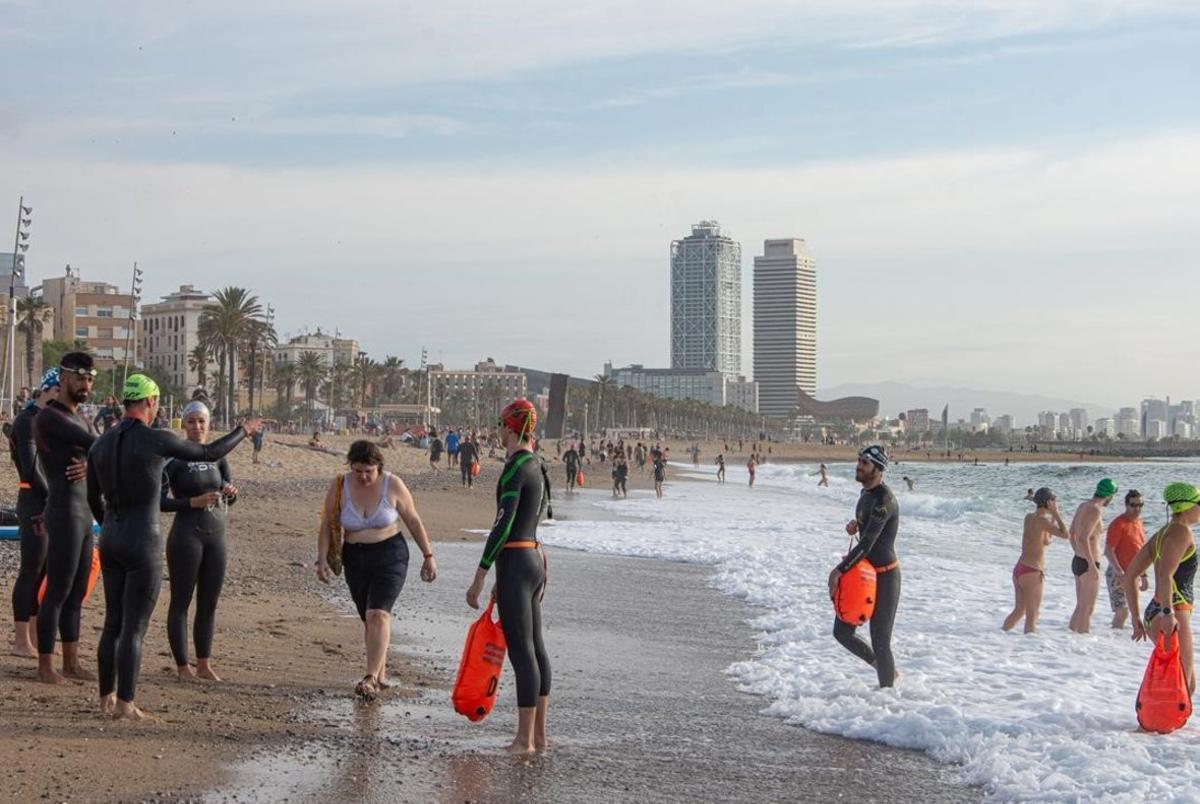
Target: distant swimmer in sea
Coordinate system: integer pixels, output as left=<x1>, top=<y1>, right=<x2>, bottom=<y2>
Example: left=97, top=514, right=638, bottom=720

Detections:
left=1123, top=483, right=1200, bottom=695
left=901, top=476, right=915, bottom=492
left=1024, top=488, right=1036, bottom=502
left=1104, top=490, right=1147, bottom=630
left=716, top=453, right=725, bottom=484
left=828, top=445, right=901, bottom=687
left=1068, top=478, right=1117, bottom=634
left=466, top=399, right=553, bottom=754
left=316, top=440, right=437, bottom=700
left=1002, top=488, right=1069, bottom=633
left=747, top=453, right=757, bottom=488
left=818, top=464, right=829, bottom=488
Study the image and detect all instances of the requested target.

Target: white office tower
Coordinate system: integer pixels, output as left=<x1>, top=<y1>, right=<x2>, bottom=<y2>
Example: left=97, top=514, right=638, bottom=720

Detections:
left=670, top=221, right=742, bottom=379
left=753, top=238, right=816, bottom=418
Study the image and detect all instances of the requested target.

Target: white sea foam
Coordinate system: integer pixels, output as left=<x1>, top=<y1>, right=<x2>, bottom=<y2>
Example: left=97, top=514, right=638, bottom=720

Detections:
left=543, top=459, right=1200, bottom=802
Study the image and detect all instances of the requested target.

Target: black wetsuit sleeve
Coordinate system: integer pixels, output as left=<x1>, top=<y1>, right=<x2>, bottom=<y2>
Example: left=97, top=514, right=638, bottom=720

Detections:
left=160, top=461, right=190, bottom=513
left=219, top=458, right=237, bottom=506
left=838, top=491, right=895, bottom=573
left=479, top=455, right=534, bottom=570
left=14, top=417, right=49, bottom=499
left=87, top=449, right=105, bottom=525
left=153, top=426, right=246, bottom=461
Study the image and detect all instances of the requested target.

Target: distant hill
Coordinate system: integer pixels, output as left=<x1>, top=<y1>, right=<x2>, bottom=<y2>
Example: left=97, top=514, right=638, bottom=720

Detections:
left=817, top=381, right=1111, bottom=426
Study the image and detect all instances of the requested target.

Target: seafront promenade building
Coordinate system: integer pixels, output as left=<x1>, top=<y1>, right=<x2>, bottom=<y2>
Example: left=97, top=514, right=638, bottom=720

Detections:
left=273, top=330, right=361, bottom=398
left=606, top=363, right=758, bottom=413
left=670, top=221, right=742, bottom=379
left=753, top=238, right=817, bottom=418
left=139, top=284, right=216, bottom=392
left=39, top=268, right=137, bottom=368
left=429, top=358, right=528, bottom=410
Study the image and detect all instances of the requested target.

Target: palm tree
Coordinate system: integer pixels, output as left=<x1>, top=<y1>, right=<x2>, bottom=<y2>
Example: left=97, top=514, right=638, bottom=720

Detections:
left=199, top=286, right=264, bottom=424
left=273, top=359, right=297, bottom=417
left=295, top=351, right=326, bottom=424
left=353, top=356, right=381, bottom=408
left=187, top=344, right=210, bottom=392
left=16, top=296, right=53, bottom=387
left=242, top=318, right=277, bottom=415
left=592, top=374, right=613, bottom=432
left=381, top=356, right=404, bottom=402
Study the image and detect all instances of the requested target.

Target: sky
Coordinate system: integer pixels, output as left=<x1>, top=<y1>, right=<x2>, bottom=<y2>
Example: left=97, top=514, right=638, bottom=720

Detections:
left=2, top=1, right=1198, bottom=409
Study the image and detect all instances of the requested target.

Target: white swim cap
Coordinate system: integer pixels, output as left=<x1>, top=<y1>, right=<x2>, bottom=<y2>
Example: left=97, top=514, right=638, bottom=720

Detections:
left=181, top=400, right=211, bottom=420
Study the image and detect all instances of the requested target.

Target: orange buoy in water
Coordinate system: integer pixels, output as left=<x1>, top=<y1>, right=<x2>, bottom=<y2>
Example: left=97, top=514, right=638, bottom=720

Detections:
left=452, top=601, right=507, bottom=722
left=1137, top=631, right=1193, bottom=733
left=470, top=460, right=481, bottom=478
left=38, top=545, right=101, bottom=606
left=834, top=559, right=877, bottom=625
left=576, top=470, right=585, bottom=487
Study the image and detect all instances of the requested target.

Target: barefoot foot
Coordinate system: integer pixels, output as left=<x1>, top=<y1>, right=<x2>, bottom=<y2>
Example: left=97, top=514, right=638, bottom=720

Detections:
left=100, top=693, right=116, bottom=716
left=505, top=740, right=535, bottom=755
left=112, top=700, right=147, bottom=721
left=10, top=641, right=37, bottom=658
left=195, top=664, right=222, bottom=682
left=176, top=665, right=198, bottom=681
left=63, top=664, right=96, bottom=682
left=38, top=666, right=66, bottom=685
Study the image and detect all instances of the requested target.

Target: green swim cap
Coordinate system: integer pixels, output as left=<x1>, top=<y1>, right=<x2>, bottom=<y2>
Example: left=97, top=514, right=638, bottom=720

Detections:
left=1095, top=478, right=1117, bottom=499
left=122, top=373, right=160, bottom=402
left=1165, top=482, right=1200, bottom=515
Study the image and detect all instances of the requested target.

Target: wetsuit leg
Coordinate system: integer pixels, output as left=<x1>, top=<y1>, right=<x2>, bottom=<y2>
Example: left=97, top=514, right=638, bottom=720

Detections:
left=11, top=513, right=47, bottom=622
left=192, top=531, right=227, bottom=660
left=112, top=535, right=163, bottom=701
left=166, top=528, right=202, bottom=666
left=496, top=549, right=550, bottom=707
left=833, top=618, right=875, bottom=667
left=97, top=540, right=125, bottom=698
left=37, top=514, right=92, bottom=652
left=869, top=568, right=901, bottom=687
left=461, top=461, right=470, bottom=487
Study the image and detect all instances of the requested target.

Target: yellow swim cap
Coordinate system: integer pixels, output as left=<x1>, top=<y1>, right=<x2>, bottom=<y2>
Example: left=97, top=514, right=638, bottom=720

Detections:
left=122, top=373, right=160, bottom=402
left=1164, top=482, right=1200, bottom=515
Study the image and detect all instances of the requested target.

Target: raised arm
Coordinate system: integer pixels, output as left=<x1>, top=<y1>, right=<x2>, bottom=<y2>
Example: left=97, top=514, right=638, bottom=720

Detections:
left=153, top=425, right=246, bottom=462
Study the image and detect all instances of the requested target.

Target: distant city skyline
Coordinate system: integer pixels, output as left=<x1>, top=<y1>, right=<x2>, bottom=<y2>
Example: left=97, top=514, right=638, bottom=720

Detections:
left=2, top=3, right=1198, bottom=406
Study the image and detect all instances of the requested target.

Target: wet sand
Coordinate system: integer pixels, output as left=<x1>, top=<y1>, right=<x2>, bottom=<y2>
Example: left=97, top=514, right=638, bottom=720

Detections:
left=208, top=543, right=978, bottom=804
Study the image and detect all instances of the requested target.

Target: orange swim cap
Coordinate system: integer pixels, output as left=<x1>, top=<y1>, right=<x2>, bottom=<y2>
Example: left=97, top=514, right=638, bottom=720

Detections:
left=499, top=399, right=537, bottom=438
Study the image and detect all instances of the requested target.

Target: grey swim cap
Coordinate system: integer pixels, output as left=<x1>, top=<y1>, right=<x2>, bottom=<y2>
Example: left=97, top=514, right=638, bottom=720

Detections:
left=1033, top=487, right=1055, bottom=506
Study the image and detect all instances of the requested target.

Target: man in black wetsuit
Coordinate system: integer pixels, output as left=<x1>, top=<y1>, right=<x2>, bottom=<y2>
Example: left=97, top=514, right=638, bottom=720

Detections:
left=458, top=434, right=479, bottom=488
left=563, top=444, right=579, bottom=492
left=828, top=444, right=901, bottom=688
left=87, top=374, right=260, bottom=719
left=34, top=352, right=98, bottom=683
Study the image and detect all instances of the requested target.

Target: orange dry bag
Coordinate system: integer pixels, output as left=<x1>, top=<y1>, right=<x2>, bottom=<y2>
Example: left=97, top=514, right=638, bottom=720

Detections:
left=834, top=559, right=877, bottom=625
left=1137, top=632, right=1193, bottom=733
left=452, top=601, right=507, bottom=722
left=576, top=470, right=585, bottom=487
left=470, top=460, right=481, bottom=478
left=38, top=545, right=101, bottom=606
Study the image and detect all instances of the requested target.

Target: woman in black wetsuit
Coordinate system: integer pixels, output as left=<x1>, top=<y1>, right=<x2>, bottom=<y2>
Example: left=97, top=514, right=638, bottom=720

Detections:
left=466, top=398, right=553, bottom=754
left=87, top=374, right=261, bottom=720
left=161, top=400, right=238, bottom=681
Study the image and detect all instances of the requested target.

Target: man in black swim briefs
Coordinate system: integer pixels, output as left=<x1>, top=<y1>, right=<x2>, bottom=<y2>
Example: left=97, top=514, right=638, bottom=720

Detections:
left=828, top=445, right=901, bottom=688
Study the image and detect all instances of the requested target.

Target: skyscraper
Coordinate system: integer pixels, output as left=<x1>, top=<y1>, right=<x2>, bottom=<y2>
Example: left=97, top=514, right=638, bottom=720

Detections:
left=753, top=238, right=816, bottom=418
left=670, top=221, right=741, bottom=379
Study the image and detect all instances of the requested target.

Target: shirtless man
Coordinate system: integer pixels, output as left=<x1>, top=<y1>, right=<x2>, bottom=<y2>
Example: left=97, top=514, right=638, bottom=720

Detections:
left=1003, top=487, right=1069, bottom=633
left=1068, top=478, right=1117, bottom=633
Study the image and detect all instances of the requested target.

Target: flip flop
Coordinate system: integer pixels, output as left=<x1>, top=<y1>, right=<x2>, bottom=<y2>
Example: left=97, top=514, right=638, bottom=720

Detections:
left=354, top=675, right=378, bottom=700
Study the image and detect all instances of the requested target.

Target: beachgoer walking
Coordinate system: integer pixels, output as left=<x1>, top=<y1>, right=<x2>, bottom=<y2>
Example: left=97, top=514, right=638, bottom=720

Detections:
left=716, top=454, right=725, bottom=484
left=446, top=429, right=460, bottom=468
left=1124, top=483, right=1200, bottom=695
left=563, top=444, right=579, bottom=492
left=251, top=425, right=265, bottom=465
left=1068, top=479, right=1117, bottom=633
left=161, top=400, right=240, bottom=681
left=88, top=375, right=260, bottom=719
left=466, top=399, right=552, bottom=754
left=1002, top=488, right=1069, bottom=633
left=316, top=440, right=437, bottom=699
left=614, top=454, right=628, bottom=499
left=33, top=353, right=98, bottom=684
left=747, top=453, right=757, bottom=487
left=828, top=445, right=901, bottom=687
left=1104, top=490, right=1147, bottom=629
left=818, top=463, right=828, bottom=487
left=458, top=435, right=479, bottom=488
left=428, top=430, right=444, bottom=472
left=653, top=454, right=665, bottom=498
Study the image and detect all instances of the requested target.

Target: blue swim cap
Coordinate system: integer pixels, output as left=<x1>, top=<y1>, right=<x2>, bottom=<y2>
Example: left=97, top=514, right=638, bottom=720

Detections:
left=40, top=366, right=60, bottom=391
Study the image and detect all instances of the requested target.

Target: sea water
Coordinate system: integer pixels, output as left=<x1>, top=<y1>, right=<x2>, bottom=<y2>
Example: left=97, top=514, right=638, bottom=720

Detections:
left=544, top=459, right=1200, bottom=802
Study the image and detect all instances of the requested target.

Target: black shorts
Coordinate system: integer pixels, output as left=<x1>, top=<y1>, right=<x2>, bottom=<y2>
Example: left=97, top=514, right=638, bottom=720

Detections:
left=342, top=535, right=409, bottom=620
left=1071, top=556, right=1099, bottom=577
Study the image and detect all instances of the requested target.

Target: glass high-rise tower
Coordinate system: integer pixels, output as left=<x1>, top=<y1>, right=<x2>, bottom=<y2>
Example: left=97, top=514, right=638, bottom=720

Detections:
left=670, top=221, right=742, bottom=379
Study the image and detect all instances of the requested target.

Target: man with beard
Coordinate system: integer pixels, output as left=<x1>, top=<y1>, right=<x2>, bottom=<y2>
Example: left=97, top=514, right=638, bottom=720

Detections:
left=827, top=445, right=901, bottom=688
left=34, top=352, right=99, bottom=683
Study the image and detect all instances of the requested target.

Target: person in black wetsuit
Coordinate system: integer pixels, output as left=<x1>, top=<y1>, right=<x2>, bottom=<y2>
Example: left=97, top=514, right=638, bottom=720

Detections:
left=466, top=398, right=552, bottom=754
left=87, top=374, right=260, bottom=720
left=827, top=444, right=901, bottom=688
left=34, top=352, right=99, bottom=684
left=458, top=435, right=479, bottom=488
left=9, top=369, right=72, bottom=656
left=563, top=445, right=579, bottom=492
left=161, top=399, right=239, bottom=681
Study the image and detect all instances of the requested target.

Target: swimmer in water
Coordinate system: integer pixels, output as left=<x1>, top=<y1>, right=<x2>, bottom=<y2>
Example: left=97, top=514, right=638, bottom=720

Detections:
left=901, top=476, right=915, bottom=491
left=818, top=464, right=828, bottom=488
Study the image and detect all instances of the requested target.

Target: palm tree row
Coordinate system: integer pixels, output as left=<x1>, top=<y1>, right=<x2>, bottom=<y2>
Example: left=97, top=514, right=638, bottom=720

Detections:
left=195, top=286, right=274, bottom=424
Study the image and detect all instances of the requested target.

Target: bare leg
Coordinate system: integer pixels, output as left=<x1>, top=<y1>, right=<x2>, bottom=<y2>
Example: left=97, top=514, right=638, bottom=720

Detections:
left=1077, top=572, right=1099, bottom=634
left=364, top=610, right=390, bottom=685
left=1021, top=575, right=1044, bottom=634
left=38, top=652, right=65, bottom=684
left=1002, top=575, right=1025, bottom=631
left=506, top=706, right=537, bottom=754
left=1069, top=574, right=1084, bottom=632
left=1111, top=606, right=1129, bottom=629
left=62, top=641, right=95, bottom=680
left=11, top=620, right=36, bottom=657
left=534, top=695, right=550, bottom=750
left=1178, top=612, right=1195, bottom=697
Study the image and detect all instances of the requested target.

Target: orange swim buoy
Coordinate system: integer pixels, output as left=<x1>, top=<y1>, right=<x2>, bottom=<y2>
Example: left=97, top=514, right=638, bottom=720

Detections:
left=452, top=601, right=507, bottom=722
left=576, top=470, right=585, bottom=487
left=470, top=460, right=481, bottom=478
left=1137, top=631, right=1193, bottom=733
left=834, top=559, right=877, bottom=625
left=37, top=545, right=101, bottom=606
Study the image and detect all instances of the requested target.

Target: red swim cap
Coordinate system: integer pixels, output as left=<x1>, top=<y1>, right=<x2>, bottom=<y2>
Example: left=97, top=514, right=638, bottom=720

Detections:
left=499, top=398, right=537, bottom=438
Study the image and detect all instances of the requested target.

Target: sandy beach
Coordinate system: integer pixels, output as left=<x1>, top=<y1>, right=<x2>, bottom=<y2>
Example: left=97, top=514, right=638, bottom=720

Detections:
left=0, top=431, right=978, bottom=802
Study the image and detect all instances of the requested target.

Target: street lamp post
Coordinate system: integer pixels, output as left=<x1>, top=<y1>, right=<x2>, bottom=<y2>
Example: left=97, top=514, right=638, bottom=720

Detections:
left=122, top=262, right=143, bottom=387
left=4, top=198, right=33, bottom=415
